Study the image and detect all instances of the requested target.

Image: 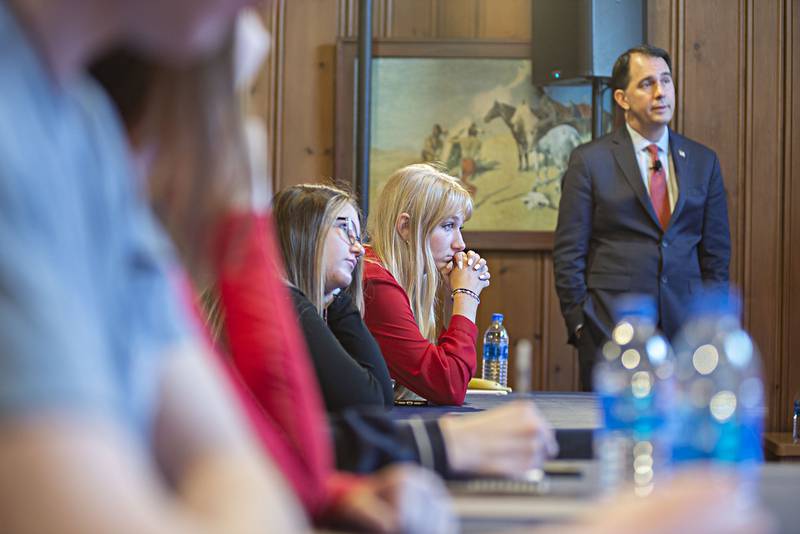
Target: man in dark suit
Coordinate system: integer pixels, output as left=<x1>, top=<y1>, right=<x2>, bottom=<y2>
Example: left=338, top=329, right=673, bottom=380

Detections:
left=553, top=45, right=731, bottom=390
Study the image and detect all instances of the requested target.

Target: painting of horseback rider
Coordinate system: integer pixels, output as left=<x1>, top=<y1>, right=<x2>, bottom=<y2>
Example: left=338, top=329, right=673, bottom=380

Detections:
left=421, top=123, right=445, bottom=162
left=452, top=123, right=482, bottom=194
left=364, top=56, right=594, bottom=232
left=484, top=100, right=535, bottom=171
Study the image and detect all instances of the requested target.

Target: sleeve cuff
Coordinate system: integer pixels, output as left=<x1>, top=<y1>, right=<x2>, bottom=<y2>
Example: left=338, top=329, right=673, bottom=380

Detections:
left=447, top=314, right=479, bottom=339
left=403, top=416, right=452, bottom=478
left=565, top=305, right=585, bottom=345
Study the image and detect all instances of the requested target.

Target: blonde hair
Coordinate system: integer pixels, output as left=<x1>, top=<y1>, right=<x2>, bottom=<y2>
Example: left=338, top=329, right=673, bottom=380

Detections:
left=273, top=184, right=364, bottom=315
left=367, top=164, right=472, bottom=340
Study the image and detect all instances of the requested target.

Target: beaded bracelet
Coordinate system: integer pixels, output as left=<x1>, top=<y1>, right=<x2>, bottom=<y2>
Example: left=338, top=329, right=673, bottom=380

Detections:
left=451, top=287, right=480, bottom=304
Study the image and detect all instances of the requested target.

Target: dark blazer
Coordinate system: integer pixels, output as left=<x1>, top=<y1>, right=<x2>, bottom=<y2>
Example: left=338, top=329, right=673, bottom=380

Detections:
left=553, top=126, right=731, bottom=383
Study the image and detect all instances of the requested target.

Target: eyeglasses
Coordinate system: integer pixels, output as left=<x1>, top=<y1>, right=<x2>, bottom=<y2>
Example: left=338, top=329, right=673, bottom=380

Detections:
left=335, top=217, right=363, bottom=247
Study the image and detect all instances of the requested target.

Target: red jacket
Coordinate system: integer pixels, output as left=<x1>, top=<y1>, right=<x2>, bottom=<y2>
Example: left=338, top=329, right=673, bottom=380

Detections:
left=362, top=247, right=478, bottom=405
left=213, top=213, right=361, bottom=520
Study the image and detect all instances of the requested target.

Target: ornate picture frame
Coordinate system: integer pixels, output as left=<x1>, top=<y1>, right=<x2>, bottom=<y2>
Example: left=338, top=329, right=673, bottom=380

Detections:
left=335, top=39, right=598, bottom=250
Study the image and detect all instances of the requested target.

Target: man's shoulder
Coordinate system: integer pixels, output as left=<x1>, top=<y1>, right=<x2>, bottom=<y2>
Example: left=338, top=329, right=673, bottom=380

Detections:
left=569, top=130, right=619, bottom=161
left=669, top=130, right=718, bottom=160
left=578, top=130, right=617, bottom=149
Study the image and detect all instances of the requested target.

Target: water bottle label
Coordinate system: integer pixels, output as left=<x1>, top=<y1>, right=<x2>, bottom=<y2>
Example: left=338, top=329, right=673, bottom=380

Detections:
left=482, top=342, right=508, bottom=361
left=482, top=340, right=508, bottom=386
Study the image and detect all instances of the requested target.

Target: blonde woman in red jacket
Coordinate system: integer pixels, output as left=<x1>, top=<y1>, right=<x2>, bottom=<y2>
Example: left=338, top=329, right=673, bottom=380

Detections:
left=365, top=163, right=490, bottom=405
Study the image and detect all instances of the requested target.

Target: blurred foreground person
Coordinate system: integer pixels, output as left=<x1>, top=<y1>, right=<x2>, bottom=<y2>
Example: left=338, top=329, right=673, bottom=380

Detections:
left=0, top=0, right=304, bottom=532
left=92, top=15, right=458, bottom=534
left=532, top=470, right=773, bottom=534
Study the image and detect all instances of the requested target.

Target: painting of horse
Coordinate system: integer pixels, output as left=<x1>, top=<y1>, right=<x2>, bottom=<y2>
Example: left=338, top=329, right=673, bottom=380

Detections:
left=483, top=100, right=535, bottom=171
left=367, top=57, right=605, bottom=232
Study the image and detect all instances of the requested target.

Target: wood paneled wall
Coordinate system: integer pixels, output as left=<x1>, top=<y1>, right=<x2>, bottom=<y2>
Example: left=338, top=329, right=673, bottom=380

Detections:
left=788, top=0, right=800, bottom=433
left=647, top=0, right=800, bottom=432
left=253, top=0, right=800, bottom=430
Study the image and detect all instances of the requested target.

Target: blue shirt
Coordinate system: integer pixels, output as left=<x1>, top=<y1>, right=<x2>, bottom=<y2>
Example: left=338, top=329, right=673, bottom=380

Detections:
left=0, top=2, right=189, bottom=440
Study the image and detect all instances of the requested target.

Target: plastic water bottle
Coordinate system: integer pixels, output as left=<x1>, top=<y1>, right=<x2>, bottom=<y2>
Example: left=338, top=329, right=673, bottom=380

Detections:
left=670, top=290, right=764, bottom=485
left=593, top=294, right=675, bottom=496
left=482, top=313, right=509, bottom=387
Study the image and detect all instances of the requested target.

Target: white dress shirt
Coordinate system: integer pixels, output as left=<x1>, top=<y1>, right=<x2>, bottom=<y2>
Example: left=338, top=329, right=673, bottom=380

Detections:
left=626, top=122, right=679, bottom=211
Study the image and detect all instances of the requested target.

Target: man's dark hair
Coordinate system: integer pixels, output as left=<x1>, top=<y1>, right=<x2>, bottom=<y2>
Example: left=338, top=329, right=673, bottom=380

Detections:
left=610, top=44, right=672, bottom=92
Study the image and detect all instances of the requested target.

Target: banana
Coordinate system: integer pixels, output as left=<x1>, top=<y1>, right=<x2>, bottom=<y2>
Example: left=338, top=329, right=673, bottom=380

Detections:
left=468, top=377, right=512, bottom=392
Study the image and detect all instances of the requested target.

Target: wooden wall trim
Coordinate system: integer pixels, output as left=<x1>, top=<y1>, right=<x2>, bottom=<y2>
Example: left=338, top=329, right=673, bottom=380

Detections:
left=246, top=0, right=286, bottom=195
left=778, top=0, right=788, bottom=430
left=463, top=231, right=554, bottom=252
left=773, top=0, right=787, bottom=430
left=779, top=0, right=796, bottom=429
left=775, top=0, right=785, bottom=431
left=340, top=0, right=356, bottom=38
left=674, top=0, right=685, bottom=132
left=384, top=0, right=394, bottom=37
left=270, top=0, right=286, bottom=193
left=788, top=0, right=800, bottom=426
left=734, top=0, right=747, bottom=288
left=748, top=0, right=786, bottom=430
left=743, top=0, right=753, bottom=337
left=337, top=0, right=347, bottom=37
left=540, top=260, right=551, bottom=390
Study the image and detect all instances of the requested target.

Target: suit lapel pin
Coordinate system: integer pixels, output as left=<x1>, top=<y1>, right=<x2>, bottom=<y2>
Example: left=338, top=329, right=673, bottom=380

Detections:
left=678, top=149, right=686, bottom=158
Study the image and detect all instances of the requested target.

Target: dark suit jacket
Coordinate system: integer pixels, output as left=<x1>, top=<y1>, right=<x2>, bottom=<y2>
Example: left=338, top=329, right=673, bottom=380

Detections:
left=553, top=126, right=731, bottom=353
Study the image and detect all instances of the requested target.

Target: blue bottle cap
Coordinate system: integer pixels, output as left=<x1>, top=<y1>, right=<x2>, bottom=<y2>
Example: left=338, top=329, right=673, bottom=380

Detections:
left=491, top=313, right=504, bottom=323
left=687, top=286, right=742, bottom=319
left=612, top=293, right=657, bottom=322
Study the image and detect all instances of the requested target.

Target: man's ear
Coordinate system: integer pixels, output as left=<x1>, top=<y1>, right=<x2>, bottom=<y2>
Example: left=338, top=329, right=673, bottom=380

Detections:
left=613, top=88, right=629, bottom=111
left=395, top=212, right=411, bottom=242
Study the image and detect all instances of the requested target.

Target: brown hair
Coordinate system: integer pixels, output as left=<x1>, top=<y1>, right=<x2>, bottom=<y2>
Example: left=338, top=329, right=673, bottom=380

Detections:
left=272, top=184, right=364, bottom=315
left=91, top=39, right=251, bottom=287
left=610, top=44, right=672, bottom=93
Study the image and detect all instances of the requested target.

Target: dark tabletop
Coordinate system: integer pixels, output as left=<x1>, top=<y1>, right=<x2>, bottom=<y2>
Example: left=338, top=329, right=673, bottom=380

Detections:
left=391, top=391, right=600, bottom=459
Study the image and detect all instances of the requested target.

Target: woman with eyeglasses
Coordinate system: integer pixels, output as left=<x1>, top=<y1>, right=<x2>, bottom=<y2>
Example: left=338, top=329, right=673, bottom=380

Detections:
left=272, top=184, right=394, bottom=411
left=364, top=163, right=490, bottom=405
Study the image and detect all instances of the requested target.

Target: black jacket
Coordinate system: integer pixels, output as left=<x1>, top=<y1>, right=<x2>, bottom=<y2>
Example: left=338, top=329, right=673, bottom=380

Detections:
left=289, top=286, right=394, bottom=411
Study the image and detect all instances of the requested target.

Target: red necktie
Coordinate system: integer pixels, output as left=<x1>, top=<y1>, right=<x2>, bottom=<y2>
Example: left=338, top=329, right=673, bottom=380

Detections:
left=646, top=144, right=670, bottom=230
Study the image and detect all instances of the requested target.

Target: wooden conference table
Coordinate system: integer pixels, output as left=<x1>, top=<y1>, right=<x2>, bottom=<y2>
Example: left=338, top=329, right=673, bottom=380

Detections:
left=389, top=391, right=800, bottom=534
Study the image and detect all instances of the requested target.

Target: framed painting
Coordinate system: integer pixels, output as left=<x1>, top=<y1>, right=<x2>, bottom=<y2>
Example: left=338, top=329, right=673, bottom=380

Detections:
left=335, top=40, right=607, bottom=250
